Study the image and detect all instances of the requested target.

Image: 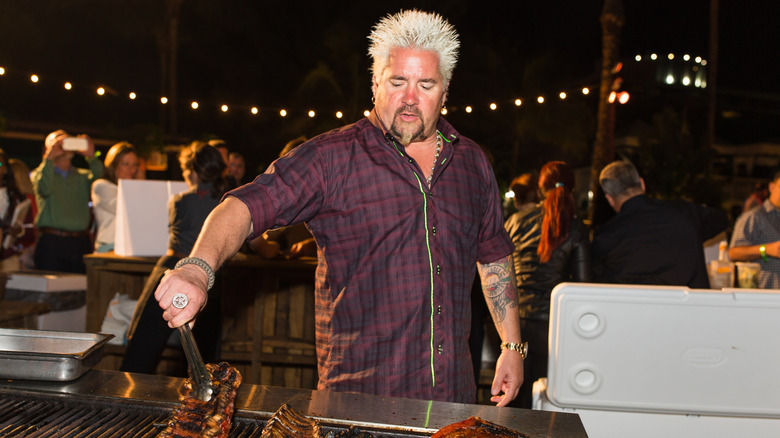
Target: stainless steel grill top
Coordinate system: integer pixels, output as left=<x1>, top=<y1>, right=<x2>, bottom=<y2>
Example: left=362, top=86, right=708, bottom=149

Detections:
left=0, top=370, right=588, bottom=438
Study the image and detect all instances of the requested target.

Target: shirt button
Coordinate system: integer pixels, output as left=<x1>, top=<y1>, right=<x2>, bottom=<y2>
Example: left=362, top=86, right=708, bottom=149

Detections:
left=432, top=226, right=436, bottom=235
left=436, top=265, right=441, bottom=275
left=438, top=345, right=443, bottom=354
left=408, top=158, right=413, bottom=163
left=437, top=305, right=442, bottom=315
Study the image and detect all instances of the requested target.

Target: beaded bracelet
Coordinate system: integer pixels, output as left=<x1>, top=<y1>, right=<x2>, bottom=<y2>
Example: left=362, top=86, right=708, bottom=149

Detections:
left=175, top=257, right=215, bottom=290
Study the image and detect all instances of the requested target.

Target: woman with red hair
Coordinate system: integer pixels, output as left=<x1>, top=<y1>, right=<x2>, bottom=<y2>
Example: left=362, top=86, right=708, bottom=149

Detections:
left=503, top=160, right=590, bottom=407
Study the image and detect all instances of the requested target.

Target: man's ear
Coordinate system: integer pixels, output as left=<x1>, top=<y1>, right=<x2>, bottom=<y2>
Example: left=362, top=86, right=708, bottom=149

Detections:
left=605, top=193, right=618, bottom=212
left=640, top=178, right=646, bottom=193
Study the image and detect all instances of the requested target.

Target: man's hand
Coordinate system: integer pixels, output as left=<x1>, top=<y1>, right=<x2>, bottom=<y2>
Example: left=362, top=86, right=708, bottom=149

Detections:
left=44, top=134, right=68, bottom=161
left=288, top=237, right=316, bottom=258
left=153, top=264, right=210, bottom=328
left=77, top=134, right=96, bottom=158
left=490, top=348, right=524, bottom=407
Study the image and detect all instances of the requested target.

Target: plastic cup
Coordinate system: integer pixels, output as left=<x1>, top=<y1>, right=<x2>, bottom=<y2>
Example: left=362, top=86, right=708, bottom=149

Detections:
left=735, top=262, right=761, bottom=288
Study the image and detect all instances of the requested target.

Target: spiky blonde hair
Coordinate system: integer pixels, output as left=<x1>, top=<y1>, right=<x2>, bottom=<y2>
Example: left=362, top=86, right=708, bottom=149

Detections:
left=368, top=9, right=460, bottom=86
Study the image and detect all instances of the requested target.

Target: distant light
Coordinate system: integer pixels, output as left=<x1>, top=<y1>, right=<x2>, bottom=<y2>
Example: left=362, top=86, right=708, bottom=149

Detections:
left=635, top=55, right=642, bottom=62
left=505, top=190, right=515, bottom=199
left=582, top=87, right=590, bottom=95
left=161, top=97, right=168, bottom=104
left=682, top=76, right=691, bottom=86
left=489, top=103, right=497, bottom=110
left=336, top=111, right=343, bottom=118
left=683, top=54, right=691, bottom=61
left=0, top=67, right=4, bottom=75
left=191, top=101, right=199, bottom=109
left=695, top=78, right=702, bottom=87
left=668, top=53, right=675, bottom=60
left=588, top=190, right=594, bottom=200
left=559, top=92, right=567, bottom=99
left=129, top=92, right=137, bottom=100
left=251, top=107, right=259, bottom=114
left=514, top=98, right=522, bottom=106
left=666, top=74, right=675, bottom=85
left=695, top=56, right=702, bottom=63
left=308, top=110, right=315, bottom=118
left=650, top=53, right=658, bottom=60
left=97, top=87, right=105, bottom=96
left=440, top=107, right=447, bottom=115
left=280, top=109, right=287, bottom=117
left=700, top=59, right=707, bottom=66
left=608, top=91, right=616, bottom=103
left=363, top=110, right=370, bottom=117
left=465, top=106, right=473, bottom=113
left=221, top=104, right=229, bottom=112
left=618, top=91, right=630, bottom=104
left=30, top=74, right=39, bottom=83
left=64, top=82, right=72, bottom=90
left=537, top=96, right=544, bottom=104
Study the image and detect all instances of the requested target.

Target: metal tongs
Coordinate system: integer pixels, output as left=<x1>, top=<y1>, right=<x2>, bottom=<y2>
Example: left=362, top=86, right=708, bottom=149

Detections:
left=178, top=323, right=215, bottom=402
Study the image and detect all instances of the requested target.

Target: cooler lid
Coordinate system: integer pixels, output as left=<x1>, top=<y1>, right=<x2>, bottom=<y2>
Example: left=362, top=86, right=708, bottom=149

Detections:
left=547, top=282, right=780, bottom=417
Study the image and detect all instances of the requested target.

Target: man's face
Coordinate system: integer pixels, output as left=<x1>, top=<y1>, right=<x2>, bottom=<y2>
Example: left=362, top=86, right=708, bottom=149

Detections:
left=229, top=156, right=245, bottom=182
left=769, top=178, right=780, bottom=207
left=372, top=47, right=446, bottom=146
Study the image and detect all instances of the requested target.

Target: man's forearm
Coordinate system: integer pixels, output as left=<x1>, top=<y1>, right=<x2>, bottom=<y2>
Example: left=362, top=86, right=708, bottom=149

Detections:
left=189, top=196, right=254, bottom=273
left=729, top=245, right=761, bottom=262
left=477, top=254, right=521, bottom=342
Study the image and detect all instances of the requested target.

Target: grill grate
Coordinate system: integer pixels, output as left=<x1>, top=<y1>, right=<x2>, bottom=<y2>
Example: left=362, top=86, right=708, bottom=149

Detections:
left=0, top=393, right=426, bottom=437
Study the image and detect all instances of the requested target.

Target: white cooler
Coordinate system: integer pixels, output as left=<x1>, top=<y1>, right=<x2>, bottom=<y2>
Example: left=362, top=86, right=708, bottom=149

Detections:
left=534, top=282, right=780, bottom=437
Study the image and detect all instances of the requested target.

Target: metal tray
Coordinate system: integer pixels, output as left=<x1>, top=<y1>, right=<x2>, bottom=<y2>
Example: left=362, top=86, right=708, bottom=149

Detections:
left=0, top=328, right=113, bottom=381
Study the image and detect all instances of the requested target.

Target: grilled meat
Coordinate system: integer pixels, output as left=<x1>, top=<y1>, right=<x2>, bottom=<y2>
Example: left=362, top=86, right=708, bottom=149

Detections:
left=158, top=362, right=242, bottom=438
left=431, top=416, right=528, bottom=438
left=260, top=403, right=324, bottom=438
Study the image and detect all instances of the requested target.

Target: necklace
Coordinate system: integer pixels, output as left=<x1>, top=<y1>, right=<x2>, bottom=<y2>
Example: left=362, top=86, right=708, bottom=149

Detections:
left=427, top=132, right=442, bottom=188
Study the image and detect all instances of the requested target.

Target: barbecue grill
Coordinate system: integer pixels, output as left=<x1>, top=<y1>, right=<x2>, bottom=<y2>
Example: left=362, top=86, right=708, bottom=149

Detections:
left=0, top=370, right=588, bottom=437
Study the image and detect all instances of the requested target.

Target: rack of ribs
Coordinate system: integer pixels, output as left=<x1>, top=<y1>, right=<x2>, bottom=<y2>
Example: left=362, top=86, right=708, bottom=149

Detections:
left=158, top=362, right=242, bottom=438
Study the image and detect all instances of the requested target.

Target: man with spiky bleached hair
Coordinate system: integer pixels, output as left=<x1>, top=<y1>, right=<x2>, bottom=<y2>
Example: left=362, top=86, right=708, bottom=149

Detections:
left=154, top=9, right=523, bottom=406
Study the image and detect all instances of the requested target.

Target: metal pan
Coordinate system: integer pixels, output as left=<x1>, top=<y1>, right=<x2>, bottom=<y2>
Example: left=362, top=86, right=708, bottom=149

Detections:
left=0, top=328, right=113, bottom=381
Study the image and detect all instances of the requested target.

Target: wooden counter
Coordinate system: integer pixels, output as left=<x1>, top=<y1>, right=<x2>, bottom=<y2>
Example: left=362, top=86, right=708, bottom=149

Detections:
left=84, top=252, right=318, bottom=388
left=0, top=300, right=50, bottom=329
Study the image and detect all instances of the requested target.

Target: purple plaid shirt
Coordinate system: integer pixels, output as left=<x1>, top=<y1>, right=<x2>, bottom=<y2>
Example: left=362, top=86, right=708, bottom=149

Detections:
left=228, top=112, right=512, bottom=403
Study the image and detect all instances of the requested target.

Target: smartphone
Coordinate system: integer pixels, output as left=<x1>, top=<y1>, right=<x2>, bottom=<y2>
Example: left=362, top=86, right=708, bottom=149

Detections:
left=62, top=137, right=89, bottom=151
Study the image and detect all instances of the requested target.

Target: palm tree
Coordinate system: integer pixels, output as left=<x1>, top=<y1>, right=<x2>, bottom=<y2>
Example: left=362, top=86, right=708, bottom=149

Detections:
left=588, top=0, right=625, bottom=225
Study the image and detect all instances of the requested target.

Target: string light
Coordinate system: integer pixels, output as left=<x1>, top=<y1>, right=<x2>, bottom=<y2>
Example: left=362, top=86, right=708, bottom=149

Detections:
left=363, top=110, right=370, bottom=117
left=0, top=51, right=707, bottom=121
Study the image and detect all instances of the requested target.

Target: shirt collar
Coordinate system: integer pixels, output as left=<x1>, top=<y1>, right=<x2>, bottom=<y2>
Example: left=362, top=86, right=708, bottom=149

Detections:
left=53, top=166, right=72, bottom=178
left=762, top=198, right=780, bottom=215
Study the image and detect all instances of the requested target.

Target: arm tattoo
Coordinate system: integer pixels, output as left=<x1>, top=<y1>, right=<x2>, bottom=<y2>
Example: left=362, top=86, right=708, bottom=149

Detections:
left=477, top=255, right=518, bottom=323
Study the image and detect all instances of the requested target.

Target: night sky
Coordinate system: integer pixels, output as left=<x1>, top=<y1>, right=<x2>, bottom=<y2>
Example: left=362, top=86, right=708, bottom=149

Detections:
left=0, top=0, right=778, bottom=177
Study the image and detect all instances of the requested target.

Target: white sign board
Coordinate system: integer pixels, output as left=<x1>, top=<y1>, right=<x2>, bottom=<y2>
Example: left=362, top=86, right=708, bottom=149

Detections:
left=114, top=179, right=189, bottom=257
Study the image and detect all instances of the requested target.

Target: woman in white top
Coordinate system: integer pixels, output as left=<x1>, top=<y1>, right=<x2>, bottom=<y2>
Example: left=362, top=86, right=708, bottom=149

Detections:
left=91, top=142, right=139, bottom=253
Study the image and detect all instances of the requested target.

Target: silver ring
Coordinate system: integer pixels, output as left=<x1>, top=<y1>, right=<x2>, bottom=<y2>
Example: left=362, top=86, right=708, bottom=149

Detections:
left=172, top=293, right=189, bottom=309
